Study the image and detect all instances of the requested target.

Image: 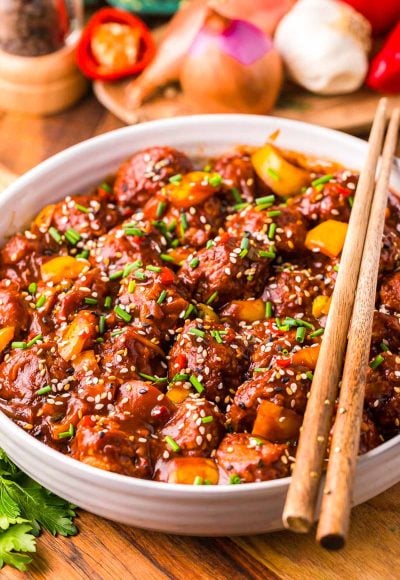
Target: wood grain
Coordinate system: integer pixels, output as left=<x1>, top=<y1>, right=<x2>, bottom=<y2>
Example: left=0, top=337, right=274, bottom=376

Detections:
left=0, top=94, right=399, bottom=579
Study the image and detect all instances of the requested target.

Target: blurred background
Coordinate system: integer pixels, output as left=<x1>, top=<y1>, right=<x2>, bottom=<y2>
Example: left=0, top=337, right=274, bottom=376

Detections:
left=0, top=0, right=399, bottom=179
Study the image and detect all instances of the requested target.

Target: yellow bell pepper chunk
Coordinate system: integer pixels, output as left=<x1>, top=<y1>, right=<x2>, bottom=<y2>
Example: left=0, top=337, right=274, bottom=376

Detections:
left=72, top=350, right=99, bottom=374
left=168, top=457, right=219, bottom=485
left=164, top=171, right=219, bottom=209
left=251, top=143, right=311, bottom=197
left=291, top=344, right=320, bottom=370
left=0, top=326, right=15, bottom=353
left=58, top=311, right=96, bottom=361
left=252, top=400, right=302, bottom=442
left=312, top=295, right=332, bottom=318
left=166, top=386, right=189, bottom=404
left=41, top=256, right=89, bottom=283
left=220, top=298, right=266, bottom=323
left=305, top=220, right=348, bottom=258
left=33, top=204, right=56, bottom=232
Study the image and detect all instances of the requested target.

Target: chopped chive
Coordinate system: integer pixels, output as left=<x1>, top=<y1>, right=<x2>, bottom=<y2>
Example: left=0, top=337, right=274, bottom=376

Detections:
left=95, top=337, right=104, bottom=343
left=181, top=213, right=189, bottom=232
left=370, top=354, right=384, bottom=369
left=170, top=239, right=180, bottom=248
left=231, top=188, right=242, bottom=203
left=190, top=375, right=204, bottom=394
left=160, top=253, right=175, bottom=263
left=111, top=329, right=125, bottom=337
left=169, top=174, right=182, bottom=184
left=156, top=201, right=167, bottom=219
left=26, top=334, right=42, bottom=348
left=114, top=305, right=132, bottom=323
left=84, top=297, right=98, bottom=305
left=259, top=249, right=276, bottom=259
left=309, top=328, right=324, bottom=338
left=206, top=291, right=218, bottom=305
left=35, top=295, right=46, bottom=309
left=65, top=228, right=81, bottom=246
left=99, top=315, right=106, bottom=335
left=104, top=296, right=112, bottom=309
left=311, top=174, right=334, bottom=188
left=210, top=330, right=223, bottom=344
left=333, top=264, right=340, bottom=272
left=183, top=304, right=196, bottom=320
left=11, top=341, right=27, bottom=349
left=128, top=280, right=136, bottom=293
left=306, top=371, right=314, bottom=381
left=296, top=327, right=306, bottom=343
left=380, top=341, right=389, bottom=352
left=165, top=436, right=180, bottom=452
left=193, top=476, right=203, bottom=485
left=138, top=372, right=168, bottom=384
left=239, top=248, right=248, bottom=259
left=209, top=173, right=222, bottom=187
left=58, top=424, right=74, bottom=439
left=37, top=385, right=51, bottom=395
left=189, top=257, right=200, bottom=269
left=122, top=262, right=138, bottom=278
left=124, top=227, right=144, bottom=237
left=265, top=301, right=273, bottom=319
left=233, top=202, right=250, bottom=211
left=28, top=282, right=37, bottom=295
left=100, top=182, right=112, bottom=193
left=77, top=249, right=90, bottom=260
left=189, top=327, right=205, bottom=338
left=283, top=317, right=314, bottom=330
left=268, top=223, right=277, bottom=240
left=157, top=290, right=167, bottom=305
left=134, top=270, right=147, bottom=281
left=348, top=196, right=354, bottom=208
left=146, top=265, right=162, bottom=273
left=255, top=195, right=275, bottom=206
left=206, top=240, right=216, bottom=249
left=171, top=373, right=190, bottom=383
left=267, top=210, right=281, bottom=217
left=240, top=237, right=249, bottom=251
left=75, top=203, right=89, bottom=214
left=254, top=367, right=268, bottom=373
left=229, top=474, right=241, bottom=485
left=266, top=168, right=280, bottom=181
left=109, top=270, right=123, bottom=281
left=49, top=227, right=62, bottom=244
left=201, top=416, right=213, bottom=424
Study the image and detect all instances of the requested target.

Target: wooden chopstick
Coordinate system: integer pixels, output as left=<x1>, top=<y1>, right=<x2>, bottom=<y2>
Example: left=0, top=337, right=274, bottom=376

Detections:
left=317, top=107, right=400, bottom=550
left=282, top=97, right=388, bottom=533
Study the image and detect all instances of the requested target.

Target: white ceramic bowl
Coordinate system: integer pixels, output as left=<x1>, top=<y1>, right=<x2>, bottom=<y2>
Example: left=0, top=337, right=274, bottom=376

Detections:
left=0, top=115, right=399, bottom=536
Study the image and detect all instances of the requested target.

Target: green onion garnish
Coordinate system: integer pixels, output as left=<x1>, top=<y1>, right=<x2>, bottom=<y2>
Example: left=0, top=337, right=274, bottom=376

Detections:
left=231, top=188, right=242, bottom=204
left=283, top=317, right=314, bottom=330
left=128, top=280, right=136, bottom=293
left=254, top=367, right=268, bottom=373
left=138, top=372, right=168, bottom=384
left=267, top=210, right=281, bottom=218
left=306, top=371, right=314, bottom=381
left=157, top=290, right=167, bottom=305
left=201, top=416, right=213, bottom=424
left=229, top=475, right=241, bottom=485
left=28, top=282, right=37, bottom=295
left=189, top=327, right=205, bottom=338
left=190, top=375, right=204, bottom=394
left=240, top=237, right=249, bottom=251
left=181, top=213, right=188, bottom=232
left=171, top=373, right=190, bottom=383
left=208, top=174, right=222, bottom=187
left=35, top=295, right=46, bottom=309
left=210, top=330, right=223, bottom=344
left=348, top=196, right=354, bottom=208
left=146, top=265, right=162, bottom=273
left=265, top=301, right=273, bottom=319
left=134, top=270, right=147, bottom=281
left=111, top=329, right=125, bottom=337
left=65, top=228, right=81, bottom=246
left=11, top=341, right=27, bottom=349
left=183, top=304, right=196, bottom=320
left=296, top=327, right=306, bottom=343
left=259, top=249, right=276, bottom=259
left=26, top=334, right=42, bottom=348
left=255, top=195, right=275, bottom=206
left=160, top=253, right=175, bottom=263
left=206, top=240, right=216, bottom=249
left=156, top=201, right=167, bottom=219
left=189, top=257, right=199, bottom=269
left=100, top=182, right=112, bottom=193
left=75, top=203, right=89, bottom=214
left=77, top=249, right=90, bottom=260
left=268, top=223, right=277, bottom=240
left=84, top=297, right=98, bottom=305
left=206, top=291, right=218, bottom=305
left=380, top=341, right=389, bottom=352
left=169, top=174, right=182, bottom=184
left=309, top=328, right=324, bottom=338
left=58, top=424, right=74, bottom=439
left=104, top=296, right=112, bottom=309
left=333, top=264, right=340, bottom=272
left=165, top=436, right=180, bottom=452
left=49, top=227, right=62, bottom=244
left=233, top=202, right=250, bottom=211
left=370, top=354, right=384, bottom=369
left=114, top=305, right=131, bottom=323
left=109, top=270, right=123, bottom=281
left=99, top=315, right=106, bottom=335
left=37, top=385, right=51, bottom=395
left=311, top=174, right=333, bottom=188
left=266, top=168, right=280, bottom=181
left=193, top=476, right=203, bottom=485
left=122, top=262, right=138, bottom=278
left=124, top=227, right=144, bottom=237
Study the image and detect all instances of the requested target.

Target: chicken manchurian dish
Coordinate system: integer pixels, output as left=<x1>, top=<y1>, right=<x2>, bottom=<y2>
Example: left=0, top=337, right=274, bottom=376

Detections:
left=0, top=141, right=399, bottom=485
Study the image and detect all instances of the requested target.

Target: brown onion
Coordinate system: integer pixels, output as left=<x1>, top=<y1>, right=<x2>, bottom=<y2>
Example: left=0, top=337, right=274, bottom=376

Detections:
left=180, top=9, right=283, bottom=114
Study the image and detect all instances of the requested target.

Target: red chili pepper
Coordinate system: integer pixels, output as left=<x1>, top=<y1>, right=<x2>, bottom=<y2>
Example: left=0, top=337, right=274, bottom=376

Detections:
left=160, top=267, right=175, bottom=285
left=76, top=8, right=155, bottom=81
left=330, top=183, right=353, bottom=198
left=276, top=357, right=291, bottom=368
left=175, top=353, right=188, bottom=371
left=367, top=22, right=400, bottom=94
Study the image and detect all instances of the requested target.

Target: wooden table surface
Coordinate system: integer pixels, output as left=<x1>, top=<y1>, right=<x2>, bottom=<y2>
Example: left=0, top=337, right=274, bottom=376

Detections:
left=0, top=94, right=399, bottom=580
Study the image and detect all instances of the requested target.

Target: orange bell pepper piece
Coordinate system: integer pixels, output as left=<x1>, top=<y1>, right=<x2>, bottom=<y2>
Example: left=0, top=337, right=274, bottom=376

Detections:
left=41, top=256, right=89, bottom=283
left=305, top=220, right=348, bottom=258
left=166, top=386, right=189, bottom=404
left=291, top=344, right=320, bottom=369
left=220, top=298, right=266, bottom=323
left=252, top=400, right=302, bottom=442
left=164, top=171, right=219, bottom=209
left=168, top=457, right=219, bottom=485
left=58, top=311, right=97, bottom=361
left=312, top=295, right=332, bottom=318
left=0, top=326, right=15, bottom=353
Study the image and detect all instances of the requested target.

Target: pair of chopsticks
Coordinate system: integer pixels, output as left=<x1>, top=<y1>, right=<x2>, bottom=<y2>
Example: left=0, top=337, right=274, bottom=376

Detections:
left=282, top=98, right=400, bottom=550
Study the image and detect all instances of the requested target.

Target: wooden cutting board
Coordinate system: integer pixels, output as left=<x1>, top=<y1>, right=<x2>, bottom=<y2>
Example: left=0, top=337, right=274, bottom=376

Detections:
left=94, top=79, right=400, bottom=133
left=0, top=152, right=399, bottom=579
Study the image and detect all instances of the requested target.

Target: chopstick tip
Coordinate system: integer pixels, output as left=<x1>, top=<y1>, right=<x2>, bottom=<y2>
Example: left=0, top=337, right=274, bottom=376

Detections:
left=318, top=533, right=346, bottom=551
left=283, top=514, right=312, bottom=534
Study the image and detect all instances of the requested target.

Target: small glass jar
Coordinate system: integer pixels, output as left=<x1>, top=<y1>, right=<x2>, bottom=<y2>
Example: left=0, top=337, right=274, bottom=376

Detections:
left=0, top=0, right=83, bottom=56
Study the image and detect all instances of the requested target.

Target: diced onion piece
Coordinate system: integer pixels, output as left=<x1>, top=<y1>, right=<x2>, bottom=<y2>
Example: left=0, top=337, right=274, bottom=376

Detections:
left=312, top=295, right=332, bottom=318
left=0, top=326, right=15, bottom=352
left=168, top=457, right=219, bottom=485
left=291, top=344, right=320, bottom=369
left=252, top=400, right=302, bottom=442
left=220, top=298, right=265, bottom=322
left=167, top=386, right=189, bottom=404
left=41, top=256, right=89, bottom=283
left=251, top=143, right=310, bottom=196
left=33, top=204, right=56, bottom=231
left=58, top=311, right=97, bottom=361
left=305, top=220, right=348, bottom=258
left=164, top=171, right=218, bottom=209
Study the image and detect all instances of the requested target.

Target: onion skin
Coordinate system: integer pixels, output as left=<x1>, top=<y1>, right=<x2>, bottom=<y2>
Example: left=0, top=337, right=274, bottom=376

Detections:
left=180, top=14, right=283, bottom=114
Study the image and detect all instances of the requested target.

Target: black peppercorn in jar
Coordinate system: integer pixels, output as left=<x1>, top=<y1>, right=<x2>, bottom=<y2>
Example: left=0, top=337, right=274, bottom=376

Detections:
left=0, top=0, right=71, bottom=56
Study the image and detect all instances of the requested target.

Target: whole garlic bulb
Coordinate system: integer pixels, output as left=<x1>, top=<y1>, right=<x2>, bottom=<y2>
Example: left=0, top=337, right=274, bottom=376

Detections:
left=274, top=0, right=371, bottom=95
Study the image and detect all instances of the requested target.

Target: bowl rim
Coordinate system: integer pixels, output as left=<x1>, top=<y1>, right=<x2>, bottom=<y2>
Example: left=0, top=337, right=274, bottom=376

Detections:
left=1, top=113, right=399, bottom=495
